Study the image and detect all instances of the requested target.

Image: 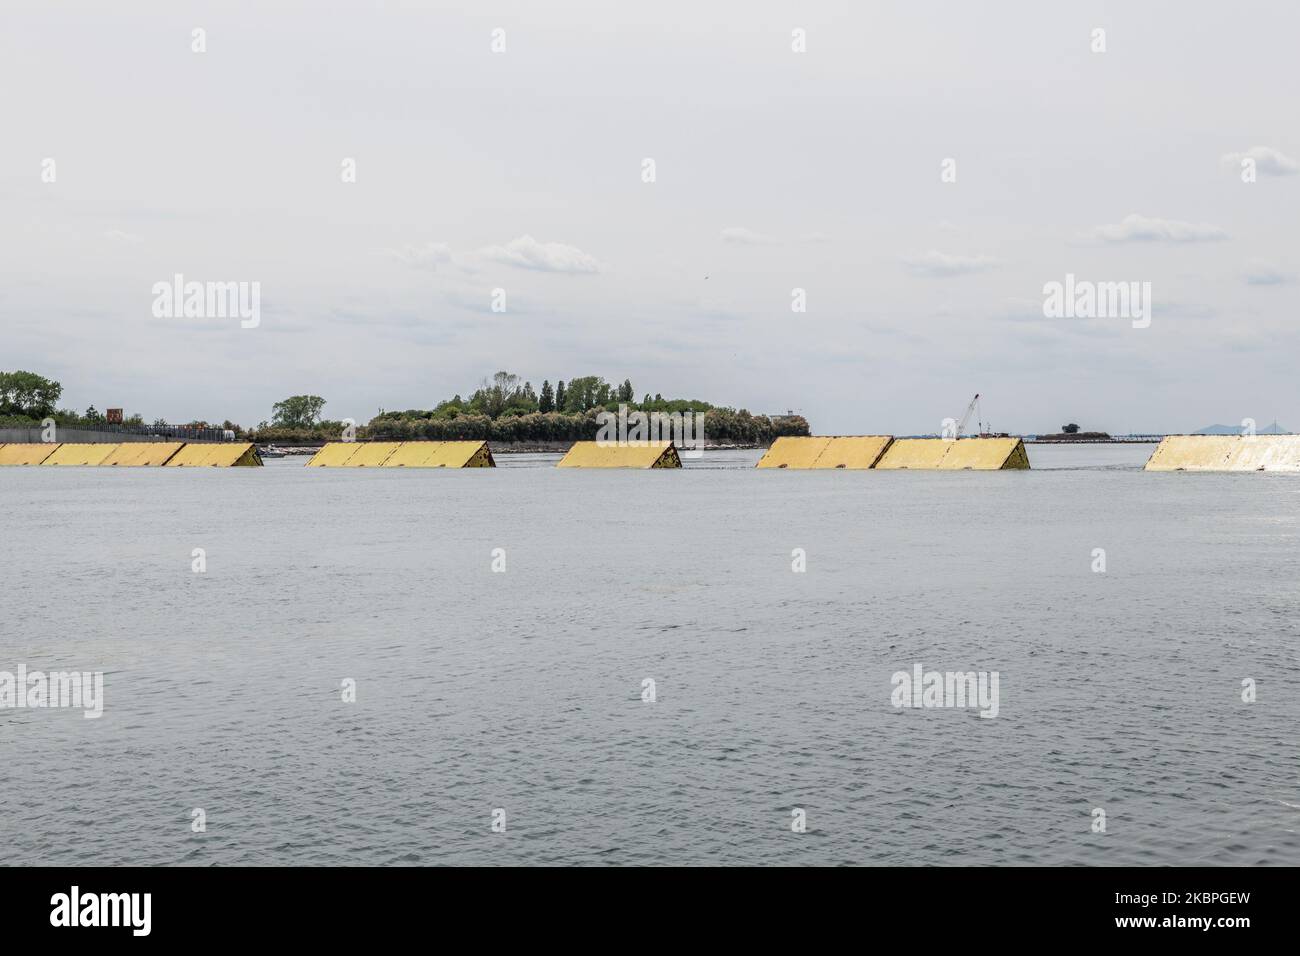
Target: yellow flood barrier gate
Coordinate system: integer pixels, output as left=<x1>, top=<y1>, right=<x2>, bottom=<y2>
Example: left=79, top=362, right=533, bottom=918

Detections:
left=40, top=444, right=121, bottom=466
left=305, top=440, right=494, bottom=467
left=164, top=443, right=263, bottom=467
left=305, top=441, right=400, bottom=467
left=101, top=442, right=185, bottom=466
left=557, top=441, right=682, bottom=468
left=0, top=442, right=260, bottom=466
left=384, top=441, right=494, bottom=467
left=875, top=437, right=1029, bottom=470
left=757, top=436, right=894, bottom=469
left=756, top=436, right=1029, bottom=470
left=0, top=443, right=59, bottom=465
left=1144, top=434, right=1300, bottom=472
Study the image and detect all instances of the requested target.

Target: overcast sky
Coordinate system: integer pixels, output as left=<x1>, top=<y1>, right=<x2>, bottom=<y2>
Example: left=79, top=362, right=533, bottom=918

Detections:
left=2, top=1, right=1297, bottom=434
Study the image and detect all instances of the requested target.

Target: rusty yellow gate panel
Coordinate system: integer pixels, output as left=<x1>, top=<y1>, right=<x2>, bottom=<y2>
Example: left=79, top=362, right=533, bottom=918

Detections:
left=649, top=445, right=682, bottom=467
left=306, top=443, right=365, bottom=467
left=164, top=442, right=263, bottom=467
left=1002, top=439, right=1031, bottom=470
left=0, top=443, right=60, bottom=465
left=556, top=441, right=682, bottom=468
left=1145, top=434, right=1300, bottom=472
left=877, top=437, right=1028, bottom=470
left=100, top=442, right=185, bottom=466
left=756, top=437, right=833, bottom=469
left=381, top=441, right=496, bottom=468
left=40, top=443, right=120, bottom=466
left=457, top=441, right=495, bottom=467
left=939, top=437, right=1029, bottom=470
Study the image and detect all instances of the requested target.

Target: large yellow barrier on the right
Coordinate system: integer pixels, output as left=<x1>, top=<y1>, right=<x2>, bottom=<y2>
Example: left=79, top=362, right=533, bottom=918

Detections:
left=876, top=437, right=1029, bottom=470
left=1144, top=434, right=1300, bottom=472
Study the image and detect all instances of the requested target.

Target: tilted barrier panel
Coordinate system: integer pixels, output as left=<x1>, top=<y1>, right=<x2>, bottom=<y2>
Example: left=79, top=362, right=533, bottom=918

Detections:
left=0, top=444, right=60, bottom=466
left=342, top=442, right=402, bottom=467
left=556, top=441, right=682, bottom=468
left=877, top=437, right=1029, bottom=470
left=813, top=436, right=894, bottom=469
left=1145, top=435, right=1300, bottom=472
left=875, top=439, right=951, bottom=470
left=305, top=443, right=364, bottom=467
left=164, top=443, right=263, bottom=467
left=41, top=443, right=120, bottom=466
left=382, top=441, right=496, bottom=468
left=100, top=442, right=185, bottom=466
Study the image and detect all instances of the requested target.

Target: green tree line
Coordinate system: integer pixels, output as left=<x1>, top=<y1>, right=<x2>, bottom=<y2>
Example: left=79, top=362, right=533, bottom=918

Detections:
left=357, top=372, right=808, bottom=445
left=2, top=370, right=811, bottom=445
left=362, top=406, right=808, bottom=445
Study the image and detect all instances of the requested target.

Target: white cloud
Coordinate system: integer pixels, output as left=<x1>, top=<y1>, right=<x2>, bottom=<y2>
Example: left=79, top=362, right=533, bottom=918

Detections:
left=103, top=229, right=142, bottom=244
left=796, top=232, right=830, bottom=244
left=477, top=235, right=600, bottom=273
left=721, top=226, right=778, bottom=245
left=1090, top=213, right=1228, bottom=243
left=385, top=242, right=453, bottom=271
left=998, top=297, right=1049, bottom=322
left=1220, top=146, right=1298, bottom=176
left=1243, top=261, right=1294, bottom=286
left=902, top=250, right=999, bottom=277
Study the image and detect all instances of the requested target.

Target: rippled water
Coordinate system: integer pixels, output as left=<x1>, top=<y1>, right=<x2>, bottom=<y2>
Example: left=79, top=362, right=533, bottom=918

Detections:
left=3, top=443, right=1298, bottom=866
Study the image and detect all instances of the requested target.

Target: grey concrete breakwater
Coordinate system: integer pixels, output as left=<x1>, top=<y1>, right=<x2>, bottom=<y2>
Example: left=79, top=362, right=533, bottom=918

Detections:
left=0, top=427, right=172, bottom=444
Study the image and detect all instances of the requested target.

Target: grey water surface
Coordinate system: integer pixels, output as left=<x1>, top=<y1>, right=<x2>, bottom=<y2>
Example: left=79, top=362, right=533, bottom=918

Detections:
left=2, top=443, right=1298, bottom=865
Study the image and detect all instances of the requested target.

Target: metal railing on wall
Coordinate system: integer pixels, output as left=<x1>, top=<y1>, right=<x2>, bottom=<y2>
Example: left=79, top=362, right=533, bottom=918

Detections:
left=77, top=423, right=232, bottom=442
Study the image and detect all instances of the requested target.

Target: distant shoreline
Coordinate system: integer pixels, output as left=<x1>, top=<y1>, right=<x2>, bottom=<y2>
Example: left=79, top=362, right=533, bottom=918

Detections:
left=263, top=438, right=1167, bottom=457
left=1025, top=437, right=1160, bottom=445
left=267, top=440, right=770, bottom=456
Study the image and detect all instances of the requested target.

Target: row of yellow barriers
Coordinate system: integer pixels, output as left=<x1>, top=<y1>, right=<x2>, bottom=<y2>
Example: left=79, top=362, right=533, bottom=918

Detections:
left=755, top=435, right=1300, bottom=472
left=303, top=437, right=1028, bottom=469
left=304, top=440, right=678, bottom=468
left=0, top=442, right=261, bottom=466
left=4, top=436, right=1297, bottom=471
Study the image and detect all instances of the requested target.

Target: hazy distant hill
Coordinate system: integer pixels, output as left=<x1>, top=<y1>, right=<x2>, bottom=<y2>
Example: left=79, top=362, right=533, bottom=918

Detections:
left=1197, top=421, right=1289, bottom=435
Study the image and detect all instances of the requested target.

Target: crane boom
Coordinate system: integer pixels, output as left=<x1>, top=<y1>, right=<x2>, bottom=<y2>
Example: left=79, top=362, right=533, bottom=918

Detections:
left=955, top=393, right=980, bottom=438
